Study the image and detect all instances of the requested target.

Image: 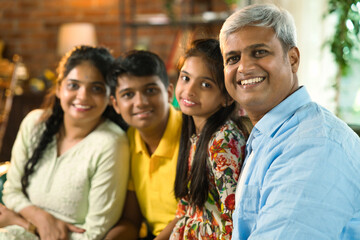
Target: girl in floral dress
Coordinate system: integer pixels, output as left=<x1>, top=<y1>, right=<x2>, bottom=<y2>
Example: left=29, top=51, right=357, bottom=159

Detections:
left=170, top=39, right=249, bottom=239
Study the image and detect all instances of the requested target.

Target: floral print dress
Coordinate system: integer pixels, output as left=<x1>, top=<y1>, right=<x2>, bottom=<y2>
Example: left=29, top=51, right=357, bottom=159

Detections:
left=170, top=120, right=246, bottom=240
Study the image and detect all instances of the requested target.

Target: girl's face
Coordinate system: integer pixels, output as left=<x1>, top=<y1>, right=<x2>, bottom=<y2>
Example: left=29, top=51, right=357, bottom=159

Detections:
left=56, top=61, right=110, bottom=126
left=176, top=56, right=227, bottom=132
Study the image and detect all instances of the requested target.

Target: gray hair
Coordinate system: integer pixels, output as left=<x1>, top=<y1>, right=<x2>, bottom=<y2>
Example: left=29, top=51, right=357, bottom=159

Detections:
left=219, top=4, right=297, bottom=52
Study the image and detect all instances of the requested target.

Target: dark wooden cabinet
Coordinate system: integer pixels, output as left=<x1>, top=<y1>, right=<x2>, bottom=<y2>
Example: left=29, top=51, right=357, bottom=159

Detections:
left=0, top=93, right=44, bottom=162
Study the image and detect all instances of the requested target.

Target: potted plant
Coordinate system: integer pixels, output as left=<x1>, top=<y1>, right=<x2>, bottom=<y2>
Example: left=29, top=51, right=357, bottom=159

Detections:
left=324, top=0, right=360, bottom=116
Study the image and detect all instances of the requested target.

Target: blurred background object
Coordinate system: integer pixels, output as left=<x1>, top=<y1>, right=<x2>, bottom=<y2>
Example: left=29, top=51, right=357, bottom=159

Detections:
left=57, top=22, right=98, bottom=56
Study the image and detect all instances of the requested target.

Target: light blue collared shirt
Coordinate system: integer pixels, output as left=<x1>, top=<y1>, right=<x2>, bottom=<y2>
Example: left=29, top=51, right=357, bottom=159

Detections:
left=232, top=87, right=360, bottom=240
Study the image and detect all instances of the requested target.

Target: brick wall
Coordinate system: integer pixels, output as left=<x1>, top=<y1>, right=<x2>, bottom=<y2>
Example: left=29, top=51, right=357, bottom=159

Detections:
left=0, top=0, right=229, bottom=79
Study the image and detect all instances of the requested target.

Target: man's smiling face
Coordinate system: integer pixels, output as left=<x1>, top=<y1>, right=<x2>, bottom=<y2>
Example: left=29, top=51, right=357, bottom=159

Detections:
left=222, top=26, right=299, bottom=124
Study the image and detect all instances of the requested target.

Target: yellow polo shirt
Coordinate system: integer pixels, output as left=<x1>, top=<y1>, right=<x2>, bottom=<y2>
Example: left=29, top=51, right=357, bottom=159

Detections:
left=127, top=105, right=182, bottom=236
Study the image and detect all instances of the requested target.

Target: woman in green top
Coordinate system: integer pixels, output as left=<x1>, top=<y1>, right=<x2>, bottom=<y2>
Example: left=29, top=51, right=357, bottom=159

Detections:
left=0, top=45, right=129, bottom=240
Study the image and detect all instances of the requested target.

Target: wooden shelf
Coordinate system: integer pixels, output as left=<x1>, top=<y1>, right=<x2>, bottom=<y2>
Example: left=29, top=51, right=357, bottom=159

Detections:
left=124, top=18, right=226, bottom=27
left=119, top=0, right=229, bottom=52
left=123, top=12, right=229, bottom=27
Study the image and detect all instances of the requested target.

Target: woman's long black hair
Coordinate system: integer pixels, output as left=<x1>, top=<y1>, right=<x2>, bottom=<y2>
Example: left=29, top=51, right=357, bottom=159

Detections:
left=174, top=39, right=250, bottom=209
left=21, top=45, right=127, bottom=197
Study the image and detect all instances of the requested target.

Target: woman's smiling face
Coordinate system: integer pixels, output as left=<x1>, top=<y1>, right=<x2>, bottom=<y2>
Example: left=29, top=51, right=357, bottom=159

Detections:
left=56, top=61, right=109, bottom=126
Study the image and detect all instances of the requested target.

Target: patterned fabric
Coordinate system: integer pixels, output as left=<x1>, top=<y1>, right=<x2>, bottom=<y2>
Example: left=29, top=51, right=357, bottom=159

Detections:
left=0, top=225, right=38, bottom=240
left=170, top=120, right=246, bottom=240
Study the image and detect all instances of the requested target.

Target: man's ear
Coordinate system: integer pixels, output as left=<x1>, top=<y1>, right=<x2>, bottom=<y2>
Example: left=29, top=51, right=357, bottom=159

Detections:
left=288, top=46, right=300, bottom=73
left=167, top=83, right=174, bottom=104
left=110, top=95, right=121, bottom=114
left=222, top=96, right=234, bottom=108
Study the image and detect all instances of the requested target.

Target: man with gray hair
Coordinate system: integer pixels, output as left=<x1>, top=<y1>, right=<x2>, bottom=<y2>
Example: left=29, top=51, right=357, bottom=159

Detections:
left=220, top=3, right=360, bottom=240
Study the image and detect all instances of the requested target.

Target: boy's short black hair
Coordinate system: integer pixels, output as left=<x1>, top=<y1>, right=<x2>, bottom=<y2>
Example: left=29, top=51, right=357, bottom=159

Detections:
left=107, top=50, right=169, bottom=96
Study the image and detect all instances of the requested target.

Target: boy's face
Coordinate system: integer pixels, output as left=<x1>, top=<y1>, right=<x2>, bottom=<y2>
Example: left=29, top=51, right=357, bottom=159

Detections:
left=111, top=74, right=173, bottom=133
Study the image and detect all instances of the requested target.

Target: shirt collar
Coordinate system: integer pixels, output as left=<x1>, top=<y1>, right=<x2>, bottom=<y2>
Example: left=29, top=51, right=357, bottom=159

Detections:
left=253, top=86, right=312, bottom=138
left=134, top=105, right=181, bottom=158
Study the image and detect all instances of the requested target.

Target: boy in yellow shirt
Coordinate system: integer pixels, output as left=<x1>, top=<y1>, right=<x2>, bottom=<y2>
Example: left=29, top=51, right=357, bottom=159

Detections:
left=105, top=50, right=181, bottom=240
